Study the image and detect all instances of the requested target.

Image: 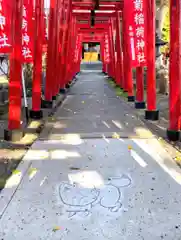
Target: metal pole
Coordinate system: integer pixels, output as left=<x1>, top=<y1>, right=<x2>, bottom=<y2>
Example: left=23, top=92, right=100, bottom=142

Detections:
left=21, top=66, right=29, bottom=123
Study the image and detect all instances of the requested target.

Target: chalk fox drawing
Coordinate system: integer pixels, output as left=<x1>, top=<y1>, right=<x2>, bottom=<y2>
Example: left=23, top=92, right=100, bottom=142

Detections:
left=59, top=174, right=131, bottom=218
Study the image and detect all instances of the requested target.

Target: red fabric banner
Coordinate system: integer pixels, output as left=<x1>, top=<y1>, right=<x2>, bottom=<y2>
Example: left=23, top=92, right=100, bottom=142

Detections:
left=22, top=0, right=34, bottom=62
left=0, top=1, right=12, bottom=53
left=124, top=0, right=147, bottom=67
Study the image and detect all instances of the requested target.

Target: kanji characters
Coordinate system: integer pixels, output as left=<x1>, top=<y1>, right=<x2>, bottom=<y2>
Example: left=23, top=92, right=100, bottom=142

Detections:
left=136, top=39, right=145, bottom=50
left=137, top=52, right=145, bottom=63
left=133, top=0, right=143, bottom=11
left=0, top=0, right=11, bottom=52
left=22, top=46, right=32, bottom=58
left=0, top=33, right=10, bottom=47
left=136, top=26, right=144, bottom=38
left=22, top=18, right=28, bottom=31
left=132, top=0, right=146, bottom=66
left=23, top=5, right=27, bottom=17
left=0, top=15, right=5, bottom=30
left=134, top=13, right=144, bottom=25
left=22, top=3, right=33, bottom=62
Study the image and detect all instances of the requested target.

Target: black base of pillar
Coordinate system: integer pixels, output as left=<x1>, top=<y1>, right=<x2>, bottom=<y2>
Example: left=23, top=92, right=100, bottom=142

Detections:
left=4, top=129, right=24, bottom=142
left=41, top=99, right=53, bottom=108
left=65, top=83, right=71, bottom=89
left=59, top=88, right=66, bottom=94
left=52, top=95, right=57, bottom=101
left=127, top=96, right=135, bottom=102
left=135, top=101, right=146, bottom=109
left=29, top=110, right=43, bottom=120
left=145, top=110, right=159, bottom=121
left=167, top=129, right=180, bottom=141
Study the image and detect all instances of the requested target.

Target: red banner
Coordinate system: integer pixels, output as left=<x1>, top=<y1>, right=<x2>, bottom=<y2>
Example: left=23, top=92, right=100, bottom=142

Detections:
left=0, top=1, right=12, bottom=53
left=22, top=0, right=34, bottom=62
left=124, top=0, right=147, bottom=67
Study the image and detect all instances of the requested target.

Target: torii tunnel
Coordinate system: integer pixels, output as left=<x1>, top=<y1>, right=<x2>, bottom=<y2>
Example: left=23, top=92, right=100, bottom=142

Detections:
left=1, top=0, right=181, bottom=142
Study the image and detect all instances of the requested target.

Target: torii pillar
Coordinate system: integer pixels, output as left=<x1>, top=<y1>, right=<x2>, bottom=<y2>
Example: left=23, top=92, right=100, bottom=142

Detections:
left=145, top=0, right=159, bottom=120
left=4, top=0, right=23, bottom=141
left=167, top=0, right=181, bottom=141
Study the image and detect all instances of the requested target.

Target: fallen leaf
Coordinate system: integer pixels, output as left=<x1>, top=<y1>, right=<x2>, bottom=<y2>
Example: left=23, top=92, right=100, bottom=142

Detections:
left=28, top=167, right=38, bottom=176
left=53, top=226, right=61, bottom=232
left=128, top=145, right=132, bottom=150
left=112, top=133, right=120, bottom=139
left=12, top=170, right=21, bottom=175
left=175, top=156, right=181, bottom=162
left=82, top=101, right=85, bottom=104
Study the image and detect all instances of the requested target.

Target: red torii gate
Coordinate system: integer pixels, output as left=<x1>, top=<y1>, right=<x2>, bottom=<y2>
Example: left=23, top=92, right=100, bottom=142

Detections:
left=0, top=0, right=180, bottom=142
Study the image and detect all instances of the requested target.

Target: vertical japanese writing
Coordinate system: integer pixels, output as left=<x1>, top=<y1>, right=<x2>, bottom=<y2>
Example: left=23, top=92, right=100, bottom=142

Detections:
left=133, top=0, right=146, bottom=65
left=0, top=0, right=11, bottom=53
left=104, top=34, right=110, bottom=63
left=22, top=1, right=33, bottom=62
left=128, top=26, right=136, bottom=61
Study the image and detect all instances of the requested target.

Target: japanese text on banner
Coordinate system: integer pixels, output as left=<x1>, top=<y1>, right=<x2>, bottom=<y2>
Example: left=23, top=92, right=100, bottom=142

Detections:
left=104, top=35, right=110, bottom=63
left=133, top=0, right=147, bottom=66
left=22, top=1, right=33, bottom=63
left=0, top=1, right=11, bottom=53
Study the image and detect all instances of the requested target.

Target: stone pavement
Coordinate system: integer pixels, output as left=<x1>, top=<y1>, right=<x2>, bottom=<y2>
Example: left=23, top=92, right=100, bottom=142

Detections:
left=0, top=68, right=181, bottom=239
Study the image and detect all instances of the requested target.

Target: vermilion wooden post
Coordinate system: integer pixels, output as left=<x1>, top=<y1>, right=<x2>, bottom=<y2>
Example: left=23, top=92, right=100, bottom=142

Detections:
left=77, top=34, right=82, bottom=73
left=52, top=0, right=60, bottom=99
left=109, top=18, right=116, bottom=79
left=106, top=32, right=111, bottom=76
left=100, top=40, right=106, bottom=73
left=166, top=0, right=180, bottom=141
left=59, top=0, right=72, bottom=93
left=135, top=67, right=145, bottom=109
left=73, top=34, right=78, bottom=75
left=121, top=9, right=126, bottom=92
left=64, top=16, right=72, bottom=87
left=108, top=24, right=113, bottom=78
left=115, top=11, right=123, bottom=88
left=5, top=0, right=23, bottom=141
left=43, top=0, right=56, bottom=107
left=145, top=0, right=159, bottom=120
left=57, top=0, right=65, bottom=92
left=55, top=0, right=63, bottom=95
left=66, top=15, right=76, bottom=86
left=124, top=12, right=134, bottom=101
left=70, top=18, right=76, bottom=81
left=30, top=0, right=44, bottom=119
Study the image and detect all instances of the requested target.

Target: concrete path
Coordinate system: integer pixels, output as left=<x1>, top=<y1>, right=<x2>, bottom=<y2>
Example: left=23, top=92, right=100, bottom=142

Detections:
left=0, top=69, right=181, bottom=240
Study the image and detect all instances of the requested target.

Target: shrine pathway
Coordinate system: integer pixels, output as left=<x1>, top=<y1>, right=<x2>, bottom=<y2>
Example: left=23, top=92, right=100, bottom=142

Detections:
left=0, top=67, right=181, bottom=239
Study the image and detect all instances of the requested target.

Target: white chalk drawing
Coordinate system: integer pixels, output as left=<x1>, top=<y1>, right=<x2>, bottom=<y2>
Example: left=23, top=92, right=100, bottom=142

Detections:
left=58, top=174, right=131, bottom=218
